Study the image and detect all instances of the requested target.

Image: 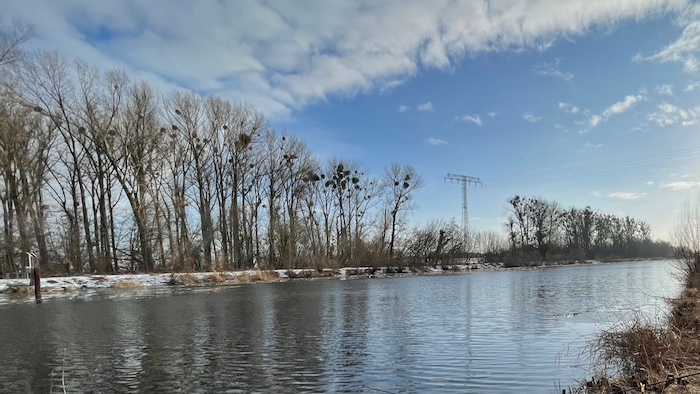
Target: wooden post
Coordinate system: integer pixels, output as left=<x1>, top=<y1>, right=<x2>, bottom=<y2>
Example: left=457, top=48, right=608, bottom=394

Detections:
left=33, top=266, right=42, bottom=304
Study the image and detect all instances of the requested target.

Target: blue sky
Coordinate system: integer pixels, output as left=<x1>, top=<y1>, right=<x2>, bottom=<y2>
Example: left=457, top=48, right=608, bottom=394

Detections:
left=3, top=0, right=700, bottom=240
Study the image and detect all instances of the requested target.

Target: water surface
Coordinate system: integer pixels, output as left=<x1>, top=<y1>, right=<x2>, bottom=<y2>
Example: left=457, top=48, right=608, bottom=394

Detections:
left=0, top=260, right=681, bottom=393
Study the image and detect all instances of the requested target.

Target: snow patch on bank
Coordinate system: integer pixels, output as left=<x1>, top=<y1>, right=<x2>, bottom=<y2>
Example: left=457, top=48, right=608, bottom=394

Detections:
left=0, top=260, right=506, bottom=295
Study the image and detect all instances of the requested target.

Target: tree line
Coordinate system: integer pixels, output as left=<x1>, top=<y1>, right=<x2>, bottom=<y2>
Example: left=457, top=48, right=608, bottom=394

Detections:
left=0, top=19, right=429, bottom=275
left=502, top=195, right=670, bottom=264
left=394, top=195, right=670, bottom=269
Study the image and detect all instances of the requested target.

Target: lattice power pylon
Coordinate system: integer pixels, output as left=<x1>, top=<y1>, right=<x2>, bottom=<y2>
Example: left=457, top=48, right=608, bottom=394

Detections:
left=445, top=173, right=482, bottom=248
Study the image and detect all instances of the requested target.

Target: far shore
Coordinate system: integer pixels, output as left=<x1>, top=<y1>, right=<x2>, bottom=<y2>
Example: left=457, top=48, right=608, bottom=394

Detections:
left=0, top=257, right=672, bottom=295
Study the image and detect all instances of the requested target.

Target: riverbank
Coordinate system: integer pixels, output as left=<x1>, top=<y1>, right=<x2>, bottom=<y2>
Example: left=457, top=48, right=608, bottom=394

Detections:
left=0, top=258, right=671, bottom=295
left=0, top=262, right=507, bottom=294
left=580, top=261, right=700, bottom=393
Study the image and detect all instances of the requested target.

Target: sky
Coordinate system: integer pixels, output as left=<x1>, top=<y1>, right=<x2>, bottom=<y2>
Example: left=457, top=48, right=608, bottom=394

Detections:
left=2, top=0, right=700, bottom=241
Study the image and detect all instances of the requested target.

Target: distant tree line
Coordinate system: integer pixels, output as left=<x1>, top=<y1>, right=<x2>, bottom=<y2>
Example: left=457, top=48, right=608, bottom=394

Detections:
left=500, top=195, right=671, bottom=264
left=395, top=195, right=670, bottom=269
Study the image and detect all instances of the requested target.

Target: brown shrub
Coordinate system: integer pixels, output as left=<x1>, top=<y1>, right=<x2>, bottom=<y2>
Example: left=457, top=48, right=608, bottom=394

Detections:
left=9, top=285, right=32, bottom=293
left=234, top=273, right=253, bottom=284
left=171, top=273, right=199, bottom=285
left=114, top=280, right=144, bottom=289
left=211, top=271, right=226, bottom=283
left=669, top=287, right=700, bottom=333
left=257, top=270, right=279, bottom=282
left=596, top=323, right=670, bottom=381
left=589, top=299, right=700, bottom=392
left=314, top=269, right=340, bottom=277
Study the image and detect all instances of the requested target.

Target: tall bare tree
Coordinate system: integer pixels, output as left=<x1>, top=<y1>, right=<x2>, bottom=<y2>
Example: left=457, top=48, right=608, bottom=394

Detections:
left=0, top=80, right=54, bottom=274
left=106, top=81, right=163, bottom=271
left=382, top=163, right=423, bottom=257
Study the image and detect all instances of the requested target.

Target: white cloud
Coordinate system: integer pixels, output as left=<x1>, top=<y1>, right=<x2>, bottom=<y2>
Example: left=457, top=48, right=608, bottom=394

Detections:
left=0, top=0, right=686, bottom=119
left=454, top=114, right=483, bottom=126
left=488, top=111, right=497, bottom=118
left=418, top=102, right=434, bottom=112
left=558, top=102, right=582, bottom=114
left=608, top=192, right=646, bottom=200
left=634, top=18, right=700, bottom=73
left=589, top=94, right=647, bottom=127
left=398, top=105, right=409, bottom=112
left=535, top=59, right=574, bottom=82
left=656, top=84, right=675, bottom=96
left=591, top=191, right=602, bottom=198
left=685, top=81, right=700, bottom=92
left=523, top=112, right=542, bottom=122
left=647, top=102, right=700, bottom=127
left=661, top=181, right=700, bottom=190
left=381, top=79, right=404, bottom=93
left=589, top=115, right=603, bottom=127
left=646, top=181, right=654, bottom=185
left=602, top=94, right=647, bottom=117
left=584, top=142, right=603, bottom=148
left=425, top=137, right=448, bottom=145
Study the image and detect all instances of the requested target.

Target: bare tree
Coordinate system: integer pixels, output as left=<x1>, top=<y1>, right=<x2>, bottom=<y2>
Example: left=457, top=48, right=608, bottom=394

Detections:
left=672, top=195, right=700, bottom=287
left=405, top=219, right=462, bottom=267
left=560, top=206, right=596, bottom=259
left=166, top=92, right=215, bottom=270
left=303, top=165, right=336, bottom=259
left=105, top=81, right=163, bottom=271
left=382, top=163, right=423, bottom=257
left=157, top=124, right=191, bottom=270
left=0, top=16, right=32, bottom=67
left=217, top=101, right=265, bottom=269
left=472, top=230, right=507, bottom=256
left=0, top=79, right=54, bottom=274
left=13, top=51, right=102, bottom=271
left=278, top=134, right=314, bottom=268
left=506, top=195, right=561, bottom=261
left=73, top=62, right=125, bottom=273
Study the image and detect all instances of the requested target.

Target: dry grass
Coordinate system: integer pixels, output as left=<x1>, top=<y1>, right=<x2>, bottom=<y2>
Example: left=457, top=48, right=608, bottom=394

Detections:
left=232, top=270, right=279, bottom=283
left=9, top=285, right=33, bottom=293
left=257, top=270, right=279, bottom=282
left=211, top=270, right=226, bottom=283
left=669, top=288, right=700, bottom=333
left=234, top=273, right=252, bottom=284
left=114, top=280, right=144, bottom=289
left=584, top=282, right=700, bottom=393
left=169, top=273, right=199, bottom=285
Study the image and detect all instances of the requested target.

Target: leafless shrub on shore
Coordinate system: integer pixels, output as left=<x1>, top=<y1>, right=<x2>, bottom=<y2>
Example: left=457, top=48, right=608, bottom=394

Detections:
left=257, top=270, right=279, bottom=282
left=234, top=273, right=252, bottom=284
left=584, top=285, right=700, bottom=393
left=114, top=280, right=143, bottom=289
left=210, top=270, right=226, bottom=283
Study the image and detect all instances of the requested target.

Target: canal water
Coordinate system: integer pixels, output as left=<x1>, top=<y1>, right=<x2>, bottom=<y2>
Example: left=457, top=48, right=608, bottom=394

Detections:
left=0, top=260, right=681, bottom=393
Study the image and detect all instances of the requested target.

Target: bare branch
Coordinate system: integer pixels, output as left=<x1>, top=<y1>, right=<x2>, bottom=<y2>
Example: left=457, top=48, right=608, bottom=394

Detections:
left=0, top=16, right=33, bottom=67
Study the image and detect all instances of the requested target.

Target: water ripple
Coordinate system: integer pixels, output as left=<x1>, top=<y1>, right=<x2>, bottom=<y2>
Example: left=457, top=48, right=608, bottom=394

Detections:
left=0, top=261, right=681, bottom=393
